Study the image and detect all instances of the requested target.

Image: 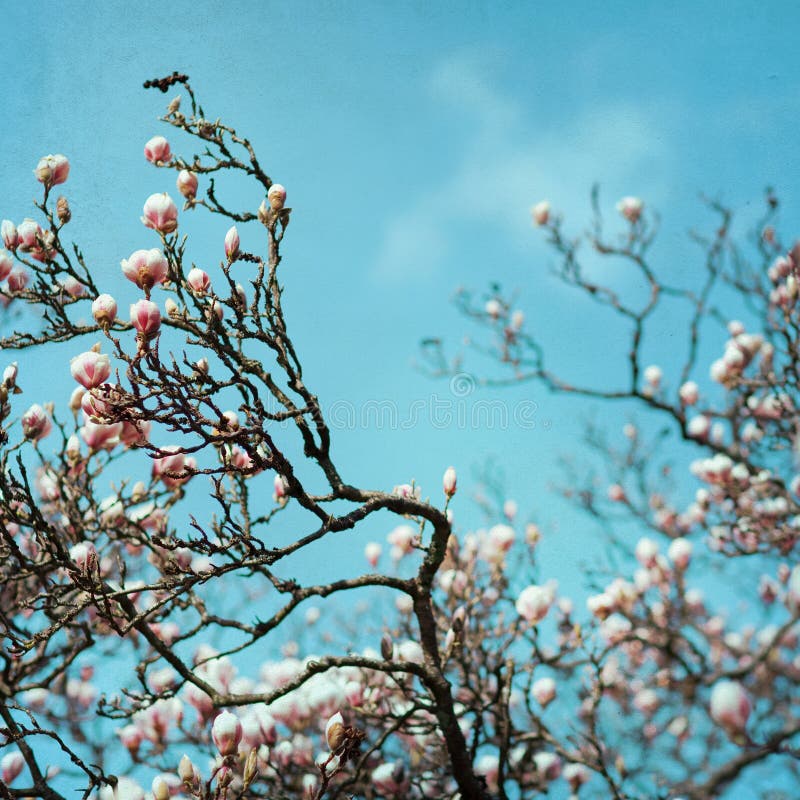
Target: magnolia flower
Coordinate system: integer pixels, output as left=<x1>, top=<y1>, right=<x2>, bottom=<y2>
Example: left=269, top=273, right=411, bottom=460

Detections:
left=224, top=226, right=240, bottom=262
left=92, top=294, right=118, bottom=328
left=34, top=154, right=70, bottom=187
left=710, top=680, right=751, bottom=733
left=142, top=193, right=178, bottom=234
left=211, top=710, right=242, bottom=756
left=144, top=135, right=172, bottom=164
left=616, top=195, right=643, bottom=222
left=176, top=170, right=198, bottom=199
left=69, top=541, right=97, bottom=571
left=121, top=248, right=168, bottom=291
left=364, top=541, right=382, bottom=568
left=130, top=299, right=161, bottom=338
left=325, top=711, right=345, bottom=750
left=443, top=466, right=457, bottom=497
left=515, top=583, right=554, bottom=623
left=186, top=267, right=211, bottom=295
left=0, top=251, right=12, bottom=281
left=531, top=676, right=556, bottom=707
left=22, top=404, right=52, bottom=440
left=70, top=351, right=111, bottom=389
left=531, top=200, right=550, bottom=226
left=267, top=183, right=287, bottom=211
left=1, top=752, right=24, bottom=785
left=1, top=220, right=17, bottom=250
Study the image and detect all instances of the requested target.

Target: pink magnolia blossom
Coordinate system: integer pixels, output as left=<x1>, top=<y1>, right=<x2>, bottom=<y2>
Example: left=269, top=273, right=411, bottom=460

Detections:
left=153, top=447, right=193, bottom=488
left=443, top=466, right=457, bottom=497
left=142, top=193, right=178, bottom=234
left=1, top=752, right=24, bottom=785
left=224, top=226, right=240, bottom=262
left=7, top=268, right=29, bottom=293
left=69, top=541, right=97, bottom=571
left=34, top=154, right=70, bottom=187
left=211, top=710, right=242, bottom=756
left=679, top=380, right=699, bottom=405
left=1, top=220, right=17, bottom=250
left=92, top=294, right=118, bottom=328
left=668, top=537, right=692, bottom=570
left=16, top=218, right=42, bottom=252
left=273, top=474, right=289, bottom=502
left=710, top=680, right=751, bottom=733
left=62, top=276, right=86, bottom=297
left=364, top=541, right=382, bottom=568
left=70, top=351, right=111, bottom=389
left=176, top=170, right=198, bottom=199
left=531, top=200, right=550, bottom=226
left=144, top=135, right=172, bottom=164
left=80, top=419, right=123, bottom=451
left=0, top=251, right=12, bottom=281
left=121, top=248, right=168, bottom=292
left=616, top=195, right=643, bottom=223
left=22, top=403, right=52, bottom=440
left=130, top=299, right=161, bottom=338
left=186, top=267, right=211, bottom=295
left=531, top=676, right=556, bottom=707
left=267, top=183, right=286, bottom=211
left=515, top=583, right=555, bottom=624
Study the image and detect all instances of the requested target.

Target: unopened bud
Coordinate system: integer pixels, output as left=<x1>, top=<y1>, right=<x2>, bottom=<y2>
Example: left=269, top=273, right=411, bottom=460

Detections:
left=178, top=754, right=194, bottom=784
left=152, top=777, right=170, bottom=800
left=168, top=96, right=181, bottom=114
left=381, top=632, right=394, bottom=661
left=165, top=297, right=180, bottom=317
left=268, top=184, right=286, bottom=211
left=243, top=747, right=259, bottom=785
left=325, top=712, right=345, bottom=751
left=56, top=196, right=71, bottom=224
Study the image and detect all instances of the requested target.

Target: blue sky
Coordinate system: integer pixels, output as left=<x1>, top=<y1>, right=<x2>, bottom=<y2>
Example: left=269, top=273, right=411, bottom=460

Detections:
left=2, top=1, right=799, bottom=584
left=2, top=3, right=800, bottom=796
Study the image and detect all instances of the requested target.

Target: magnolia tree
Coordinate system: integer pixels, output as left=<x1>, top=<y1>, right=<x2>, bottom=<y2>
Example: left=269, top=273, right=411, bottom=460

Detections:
left=0, top=73, right=797, bottom=800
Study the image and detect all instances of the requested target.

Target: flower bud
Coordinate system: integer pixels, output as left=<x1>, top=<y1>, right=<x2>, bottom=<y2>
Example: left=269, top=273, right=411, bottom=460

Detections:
left=178, top=754, right=194, bottom=784
left=710, top=680, right=751, bottom=734
left=616, top=196, right=643, bottom=223
left=380, top=632, right=393, bottom=661
left=364, top=541, right=381, bottom=568
left=0, top=251, right=12, bottom=282
left=1, top=752, right=24, bottom=785
left=443, top=466, right=457, bottom=498
left=165, top=297, right=180, bottom=317
left=531, top=200, right=550, bottom=226
left=325, top=712, right=345, bottom=751
left=1, top=220, right=18, bottom=250
left=70, top=351, right=111, bottom=389
left=56, top=196, right=71, bottom=224
left=92, top=294, right=118, bottom=329
left=69, top=540, right=97, bottom=572
left=211, top=710, right=242, bottom=756
left=130, top=299, right=162, bottom=338
left=121, top=249, right=169, bottom=293
left=258, top=199, right=270, bottom=225
left=22, top=403, right=52, bottom=440
left=152, top=777, right=170, bottom=800
left=267, top=184, right=286, bottom=211
left=144, top=136, right=172, bottom=165
left=186, top=267, right=211, bottom=295
left=224, top=226, right=240, bottom=262
left=176, top=170, right=198, bottom=199
left=531, top=676, right=557, bottom=707
left=34, top=154, right=70, bottom=187
left=142, top=193, right=178, bottom=234
left=243, top=747, right=259, bottom=785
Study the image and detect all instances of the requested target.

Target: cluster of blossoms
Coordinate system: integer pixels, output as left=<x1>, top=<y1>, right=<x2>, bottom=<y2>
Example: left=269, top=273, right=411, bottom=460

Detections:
left=0, top=79, right=798, bottom=800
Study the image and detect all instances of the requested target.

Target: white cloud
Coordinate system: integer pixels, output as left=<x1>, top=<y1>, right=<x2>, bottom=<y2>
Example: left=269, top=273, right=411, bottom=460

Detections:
left=373, top=53, right=673, bottom=280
